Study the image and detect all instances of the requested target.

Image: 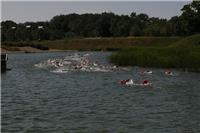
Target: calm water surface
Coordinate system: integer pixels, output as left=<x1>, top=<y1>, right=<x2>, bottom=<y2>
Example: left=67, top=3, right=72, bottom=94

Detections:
left=1, top=52, right=200, bottom=133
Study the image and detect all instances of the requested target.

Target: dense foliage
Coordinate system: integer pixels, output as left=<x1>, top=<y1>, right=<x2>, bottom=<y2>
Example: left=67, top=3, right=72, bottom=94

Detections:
left=1, top=1, right=200, bottom=42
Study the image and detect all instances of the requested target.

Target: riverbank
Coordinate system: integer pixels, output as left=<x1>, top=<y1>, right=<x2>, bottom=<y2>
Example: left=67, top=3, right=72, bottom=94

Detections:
left=1, top=46, right=42, bottom=53
left=109, top=34, right=200, bottom=71
left=2, top=35, right=200, bottom=71
left=1, top=36, right=181, bottom=52
left=1, top=46, right=68, bottom=54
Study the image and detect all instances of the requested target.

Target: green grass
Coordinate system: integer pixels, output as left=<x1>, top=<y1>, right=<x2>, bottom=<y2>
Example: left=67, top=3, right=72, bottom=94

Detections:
left=169, top=34, right=200, bottom=47
left=1, top=45, right=20, bottom=51
left=109, top=34, right=200, bottom=71
left=36, top=37, right=181, bottom=50
left=1, top=42, right=49, bottom=51
left=2, top=36, right=180, bottom=51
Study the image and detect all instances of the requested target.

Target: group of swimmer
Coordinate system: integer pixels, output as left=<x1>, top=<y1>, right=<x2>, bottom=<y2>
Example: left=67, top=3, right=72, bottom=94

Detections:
left=72, top=58, right=118, bottom=71
left=140, top=69, right=173, bottom=76
left=47, top=58, right=94, bottom=70
left=119, top=79, right=152, bottom=87
left=119, top=69, right=174, bottom=87
left=45, top=54, right=119, bottom=72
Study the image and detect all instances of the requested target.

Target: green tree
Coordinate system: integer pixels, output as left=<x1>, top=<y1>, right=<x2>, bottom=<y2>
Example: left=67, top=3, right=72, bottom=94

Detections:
left=180, top=1, right=200, bottom=35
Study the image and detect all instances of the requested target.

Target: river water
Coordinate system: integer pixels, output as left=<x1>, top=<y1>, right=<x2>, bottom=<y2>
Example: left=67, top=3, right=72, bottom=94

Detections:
left=1, top=52, right=200, bottom=133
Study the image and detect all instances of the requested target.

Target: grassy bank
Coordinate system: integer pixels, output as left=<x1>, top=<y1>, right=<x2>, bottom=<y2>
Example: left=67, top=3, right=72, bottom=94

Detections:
left=2, top=37, right=181, bottom=51
left=2, top=35, right=199, bottom=70
left=109, top=34, right=200, bottom=70
left=1, top=42, right=49, bottom=51
left=36, top=37, right=181, bottom=51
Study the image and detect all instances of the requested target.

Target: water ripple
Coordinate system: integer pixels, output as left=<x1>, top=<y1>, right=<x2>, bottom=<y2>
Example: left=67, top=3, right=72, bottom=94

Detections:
left=2, top=52, right=200, bottom=133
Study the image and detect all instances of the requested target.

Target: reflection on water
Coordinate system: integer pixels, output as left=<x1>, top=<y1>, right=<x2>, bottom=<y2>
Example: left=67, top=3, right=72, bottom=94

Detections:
left=1, top=52, right=200, bottom=133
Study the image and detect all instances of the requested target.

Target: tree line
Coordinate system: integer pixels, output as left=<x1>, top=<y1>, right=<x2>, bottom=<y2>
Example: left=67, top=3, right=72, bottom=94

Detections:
left=1, top=1, right=200, bottom=42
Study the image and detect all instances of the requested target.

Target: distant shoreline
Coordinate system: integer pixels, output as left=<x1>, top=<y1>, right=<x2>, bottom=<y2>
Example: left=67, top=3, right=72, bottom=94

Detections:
left=1, top=47, right=78, bottom=54
left=2, top=35, right=200, bottom=72
left=1, top=36, right=181, bottom=52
